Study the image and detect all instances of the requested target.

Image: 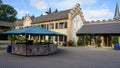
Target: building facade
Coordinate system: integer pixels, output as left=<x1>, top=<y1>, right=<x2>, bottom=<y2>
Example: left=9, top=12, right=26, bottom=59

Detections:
left=0, top=21, right=14, bottom=40
left=15, top=2, right=120, bottom=47
left=15, top=3, right=85, bottom=45
left=77, top=2, right=120, bottom=47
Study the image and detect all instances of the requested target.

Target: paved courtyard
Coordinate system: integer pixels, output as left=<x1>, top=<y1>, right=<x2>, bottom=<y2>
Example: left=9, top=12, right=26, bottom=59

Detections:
left=0, top=46, right=120, bottom=68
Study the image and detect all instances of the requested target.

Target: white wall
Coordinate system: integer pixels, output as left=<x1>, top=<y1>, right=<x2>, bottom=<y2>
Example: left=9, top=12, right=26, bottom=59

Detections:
left=70, top=14, right=83, bottom=41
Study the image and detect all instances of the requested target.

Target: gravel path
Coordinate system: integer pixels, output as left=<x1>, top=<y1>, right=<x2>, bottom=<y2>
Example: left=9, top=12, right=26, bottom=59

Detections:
left=0, top=46, right=120, bottom=68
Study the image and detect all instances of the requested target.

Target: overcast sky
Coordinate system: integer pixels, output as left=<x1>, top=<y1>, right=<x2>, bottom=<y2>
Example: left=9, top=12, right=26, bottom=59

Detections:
left=3, top=0, right=119, bottom=21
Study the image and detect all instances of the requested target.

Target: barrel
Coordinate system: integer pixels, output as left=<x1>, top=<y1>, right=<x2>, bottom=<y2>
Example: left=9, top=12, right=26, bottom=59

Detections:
left=114, top=44, right=119, bottom=50
left=6, top=45, right=11, bottom=53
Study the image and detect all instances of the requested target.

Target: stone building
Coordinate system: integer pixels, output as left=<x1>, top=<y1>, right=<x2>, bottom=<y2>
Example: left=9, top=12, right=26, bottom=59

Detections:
left=15, top=3, right=85, bottom=44
left=77, top=2, right=120, bottom=47
left=0, top=21, right=14, bottom=40
left=15, top=2, right=120, bottom=47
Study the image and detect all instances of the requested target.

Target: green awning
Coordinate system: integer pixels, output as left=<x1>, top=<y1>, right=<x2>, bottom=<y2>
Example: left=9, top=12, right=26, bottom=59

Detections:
left=3, top=26, right=65, bottom=36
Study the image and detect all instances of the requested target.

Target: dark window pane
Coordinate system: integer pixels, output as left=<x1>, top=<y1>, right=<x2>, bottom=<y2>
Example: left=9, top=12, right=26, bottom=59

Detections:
left=64, top=36, right=67, bottom=42
left=55, top=36, right=57, bottom=41
left=65, top=22, right=67, bottom=28
left=59, top=36, right=63, bottom=41
left=47, top=24, right=49, bottom=29
left=55, top=23, right=58, bottom=29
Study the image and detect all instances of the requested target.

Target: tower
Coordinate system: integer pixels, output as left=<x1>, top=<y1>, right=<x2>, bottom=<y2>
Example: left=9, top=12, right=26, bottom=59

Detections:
left=113, top=2, right=120, bottom=20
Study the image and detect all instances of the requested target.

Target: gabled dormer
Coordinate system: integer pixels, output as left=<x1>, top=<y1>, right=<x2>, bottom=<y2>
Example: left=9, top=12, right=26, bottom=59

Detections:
left=23, top=12, right=32, bottom=27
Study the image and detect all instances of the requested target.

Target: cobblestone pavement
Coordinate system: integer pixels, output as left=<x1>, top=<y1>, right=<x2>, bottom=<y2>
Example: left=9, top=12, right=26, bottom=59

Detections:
left=0, top=46, right=120, bottom=68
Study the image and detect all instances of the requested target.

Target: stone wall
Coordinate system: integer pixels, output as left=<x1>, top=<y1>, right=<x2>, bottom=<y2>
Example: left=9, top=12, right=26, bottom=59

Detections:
left=12, top=44, right=58, bottom=56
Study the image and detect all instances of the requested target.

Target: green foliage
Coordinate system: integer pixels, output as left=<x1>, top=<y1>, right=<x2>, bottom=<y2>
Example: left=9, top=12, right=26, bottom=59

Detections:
left=77, top=35, right=90, bottom=46
left=62, top=42, right=67, bottom=46
left=31, top=15, right=35, bottom=18
left=22, top=16, right=24, bottom=20
left=16, top=35, right=26, bottom=42
left=62, top=40, right=74, bottom=46
left=0, top=4, right=17, bottom=22
left=67, top=40, right=74, bottom=46
left=45, top=39, right=53, bottom=43
left=7, top=35, right=15, bottom=41
left=54, top=9, right=58, bottom=12
left=84, top=35, right=90, bottom=46
left=77, top=37, right=84, bottom=46
left=96, top=36, right=102, bottom=47
left=0, top=0, right=2, bottom=5
left=111, top=36, right=118, bottom=44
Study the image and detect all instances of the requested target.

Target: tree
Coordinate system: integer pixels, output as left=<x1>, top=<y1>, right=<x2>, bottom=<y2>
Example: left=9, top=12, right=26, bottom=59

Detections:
left=0, top=0, right=17, bottom=22
left=53, top=9, right=58, bottom=13
left=22, top=16, right=24, bottom=20
left=0, top=0, right=2, bottom=5
left=54, top=9, right=58, bottom=12
left=31, top=15, right=35, bottom=18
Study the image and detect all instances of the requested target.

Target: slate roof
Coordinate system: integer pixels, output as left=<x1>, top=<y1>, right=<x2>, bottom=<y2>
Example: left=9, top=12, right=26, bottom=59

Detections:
left=32, top=9, right=70, bottom=23
left=14, top=20, right=23, bottom=26
left=14, top=9, right=71, bottom=26
left=0, top=21, right=14, bottom=27
left=3, top=26, right=65, bottom=36
left=76, top=23, right=120, bottom=35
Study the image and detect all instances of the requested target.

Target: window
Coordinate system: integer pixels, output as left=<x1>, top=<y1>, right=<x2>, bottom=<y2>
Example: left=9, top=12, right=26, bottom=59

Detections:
left=41, top=24, right=46, bottom=28
left=41, top=25, right=44, bottom=28
left=55, top=23, right=58, bottom=29
left=65, top=22, right=67, bottom=28
left=55, top=36, right=58, bottom=41
left=59, top=36, right=63, bottom=41
left=47, top=24, right=49, bottom=29
left=59, top=22, right=64, bottom=29
left=59, top=22, right=67, bottom=29
left=49, top=23, right=54, bottom=29
left=64, top=36, right=67, bottom=42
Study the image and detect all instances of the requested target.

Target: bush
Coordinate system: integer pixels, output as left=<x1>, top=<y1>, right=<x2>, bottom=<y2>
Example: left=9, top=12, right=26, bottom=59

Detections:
left=77, top=38, right=84, bottom=46
left=111, top=36, right=118, bottom=44
left=62, top=40, right=74, bottom=46
left=45, top=39, right=53, bottom=43
left=7, top=35, right=15, bottom=41
left=62, top=42, right=67, bottom=46
left=96, top=36, right=102, bottom=47
left=84, top=35, right=90, bottom=46
left=68, top=40, right=74, bottom=46
left=16, top=35, right=26, bottom=42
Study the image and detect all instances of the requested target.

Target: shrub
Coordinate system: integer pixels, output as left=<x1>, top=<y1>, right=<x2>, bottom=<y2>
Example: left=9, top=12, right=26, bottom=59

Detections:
left=84, top=35, right=90, bottom=46
left=62, top=42, right=67, bottom=46
left=96, top=36, right=102, bottom=47
left=45, top=39, right=53, bottom=43
left=111, top=36, right=118, bottom=44
left=67, top=40, right=74, bottom=46
left=77, top=38, right=84, bottom=46
left=7, top=35, right=15, bottom=41
left=16, top=35, right=26, bottom=42
left=62, top=40, right=74, bottom=46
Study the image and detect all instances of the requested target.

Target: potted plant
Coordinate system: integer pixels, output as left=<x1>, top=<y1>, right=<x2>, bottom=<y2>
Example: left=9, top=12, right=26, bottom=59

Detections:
left=111, top=36, right=119, bottom=50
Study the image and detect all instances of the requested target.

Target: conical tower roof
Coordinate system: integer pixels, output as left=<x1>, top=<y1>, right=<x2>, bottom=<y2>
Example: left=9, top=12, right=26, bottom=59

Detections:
left=114, top=2, right=120, bottom=19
